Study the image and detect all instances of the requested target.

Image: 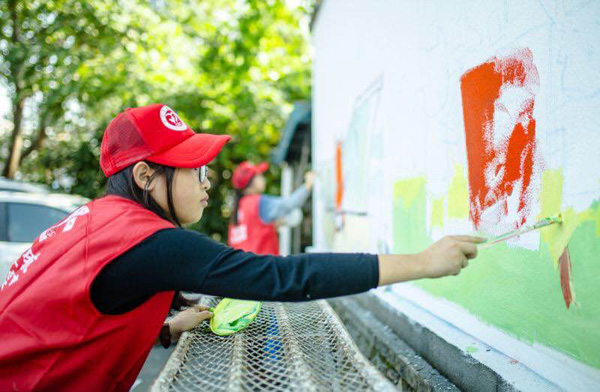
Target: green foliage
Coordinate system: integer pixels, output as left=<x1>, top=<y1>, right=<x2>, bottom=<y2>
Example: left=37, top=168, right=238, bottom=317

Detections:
left=0, top=0, right=145, bottom=174
left=2, top=0, right=313, bottom=241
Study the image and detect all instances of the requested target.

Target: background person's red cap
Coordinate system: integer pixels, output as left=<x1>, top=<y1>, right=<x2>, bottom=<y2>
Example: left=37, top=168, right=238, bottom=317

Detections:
left=232, top=161, right=269, bottom=189
left=100, top=103, right=231, bottom=177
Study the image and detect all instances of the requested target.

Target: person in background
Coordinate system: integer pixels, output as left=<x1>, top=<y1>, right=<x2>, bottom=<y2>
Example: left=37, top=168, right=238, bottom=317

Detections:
left=227, top=162, right=316, bottom=364
left=228, top=161, right=315, bottom=255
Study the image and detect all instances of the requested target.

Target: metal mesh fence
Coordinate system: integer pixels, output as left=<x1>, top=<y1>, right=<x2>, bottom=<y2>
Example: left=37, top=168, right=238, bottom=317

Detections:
left=152, top=296, right=395, bottom=391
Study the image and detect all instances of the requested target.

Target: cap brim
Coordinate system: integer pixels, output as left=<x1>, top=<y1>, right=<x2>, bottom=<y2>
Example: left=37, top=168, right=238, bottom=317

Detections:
left=147, top=133, right=231, bottom=168
left=256, top=162, right=269, bottom=173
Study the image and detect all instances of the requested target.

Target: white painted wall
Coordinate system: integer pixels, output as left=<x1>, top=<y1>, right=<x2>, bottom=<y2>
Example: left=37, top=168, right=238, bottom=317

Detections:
left=312, top=0, right=600, bottom=251
left=311, top=0, right=600, bottom=389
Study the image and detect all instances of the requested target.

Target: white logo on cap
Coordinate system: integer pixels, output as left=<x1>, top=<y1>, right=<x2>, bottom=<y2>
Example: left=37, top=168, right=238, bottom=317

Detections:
left=160, top=106, right=187, bottom=131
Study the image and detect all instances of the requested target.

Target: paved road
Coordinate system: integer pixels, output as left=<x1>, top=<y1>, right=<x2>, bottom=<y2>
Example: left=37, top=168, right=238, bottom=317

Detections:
left=131, top=345, right=175, bottom=391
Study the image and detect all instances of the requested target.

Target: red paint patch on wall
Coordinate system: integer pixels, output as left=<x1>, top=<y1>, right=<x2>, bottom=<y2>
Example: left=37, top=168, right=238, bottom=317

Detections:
left=335, top=141, right=344, bottom=212
left=334, top=141, right=345, bottom=230
left=460, top=48, right=540, bottom=230
left=559, top=246, right=575, bottom=309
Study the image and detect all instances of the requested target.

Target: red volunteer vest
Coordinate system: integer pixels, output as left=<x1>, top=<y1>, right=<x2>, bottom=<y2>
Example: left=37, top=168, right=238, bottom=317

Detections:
left=0, top=195, right=175, bottom=391
left=228, top=194, right=279, bottom=255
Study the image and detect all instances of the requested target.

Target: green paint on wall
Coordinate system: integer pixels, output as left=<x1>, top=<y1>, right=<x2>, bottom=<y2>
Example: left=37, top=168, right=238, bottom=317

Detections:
left=431, top=197, right=445, bottom=228
left=538, top=170, right=563, bottom=218
left=414, top=202, right=600, bottom=369
left=393, top=178, right=429, bottom=254
left=393, top=177, right=426, bottom=209
left=466, top=346, right=478, bottom=354
left=447, top=165, right=470, bottom=219
left=579, top=200, right=600, bottom=236
left=390, top=170, right=600, bottom=369
left=596, top=204, right=600, bottom=236
left=547, top=208, right=580, bottom=268
left=537, top=170, right=595, bottom=267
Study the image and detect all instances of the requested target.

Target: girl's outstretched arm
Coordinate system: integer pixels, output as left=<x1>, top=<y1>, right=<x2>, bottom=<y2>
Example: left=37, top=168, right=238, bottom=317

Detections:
left=91, top=229, right=483, bottom=314
left=378, top=235, right=482, bottom=285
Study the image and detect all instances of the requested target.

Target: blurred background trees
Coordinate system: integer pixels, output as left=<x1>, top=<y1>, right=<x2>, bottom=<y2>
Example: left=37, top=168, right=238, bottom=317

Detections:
left=0, top=0, right=313, bottom=241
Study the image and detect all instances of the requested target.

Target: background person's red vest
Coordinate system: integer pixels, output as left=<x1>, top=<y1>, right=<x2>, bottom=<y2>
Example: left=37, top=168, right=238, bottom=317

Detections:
left=228, top=194, right=279, bottom=255
left=0, top=195, right=175, bottom=391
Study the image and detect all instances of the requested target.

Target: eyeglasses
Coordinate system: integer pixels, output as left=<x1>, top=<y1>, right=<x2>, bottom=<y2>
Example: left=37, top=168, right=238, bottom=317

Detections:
left=198, top=166, right=208, bottom=183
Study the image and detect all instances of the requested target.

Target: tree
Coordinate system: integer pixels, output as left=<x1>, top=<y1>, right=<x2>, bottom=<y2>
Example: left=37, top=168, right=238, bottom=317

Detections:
left=9, top=0, right=313, bottom=241
left=0, top=0, right=142, bottom=178
left=157, top=0, right=313, bottom=238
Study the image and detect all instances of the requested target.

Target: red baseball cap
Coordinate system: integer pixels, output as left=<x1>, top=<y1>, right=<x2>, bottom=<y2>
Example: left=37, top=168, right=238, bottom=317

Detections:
left=232, top=161, right=269, bottom=189
left=100, top=104, right=231, bottom=177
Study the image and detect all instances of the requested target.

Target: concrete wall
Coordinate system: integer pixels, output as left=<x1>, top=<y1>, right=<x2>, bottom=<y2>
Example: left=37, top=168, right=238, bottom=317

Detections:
left=312, top=1, right=600, bottom=390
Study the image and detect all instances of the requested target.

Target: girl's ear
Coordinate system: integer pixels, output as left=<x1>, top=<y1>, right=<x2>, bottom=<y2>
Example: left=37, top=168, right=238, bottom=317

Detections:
left=132, top=161, right=156, bottom=191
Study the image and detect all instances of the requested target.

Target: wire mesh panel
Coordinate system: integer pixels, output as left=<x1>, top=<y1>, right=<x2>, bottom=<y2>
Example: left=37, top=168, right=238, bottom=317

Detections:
left=152, top=296, right=395, bottom=391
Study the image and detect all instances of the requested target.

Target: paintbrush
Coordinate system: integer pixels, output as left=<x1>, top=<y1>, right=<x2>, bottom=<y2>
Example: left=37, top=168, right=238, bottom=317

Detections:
left=479, top=214, right=563, bottom=248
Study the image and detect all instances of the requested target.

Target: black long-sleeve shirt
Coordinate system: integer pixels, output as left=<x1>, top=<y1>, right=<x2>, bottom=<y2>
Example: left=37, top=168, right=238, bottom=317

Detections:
left=91, top=228, right=379, bottom=315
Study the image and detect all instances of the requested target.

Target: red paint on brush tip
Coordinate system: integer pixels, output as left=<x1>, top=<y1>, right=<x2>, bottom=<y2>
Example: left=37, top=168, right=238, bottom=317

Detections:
left=460, top=48, right=540, bottom=230
left=559, top=246, right=575, bottom=309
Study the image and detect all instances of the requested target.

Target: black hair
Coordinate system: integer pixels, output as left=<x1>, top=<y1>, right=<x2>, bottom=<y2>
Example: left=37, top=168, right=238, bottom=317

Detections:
left=230, top=175, right=254, bottom=226
left=105, top=161, right=182, bottom=227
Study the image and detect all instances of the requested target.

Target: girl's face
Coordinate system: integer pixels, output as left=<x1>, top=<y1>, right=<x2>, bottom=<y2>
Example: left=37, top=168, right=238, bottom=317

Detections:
left=151, top=166, right=211, bottom=225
